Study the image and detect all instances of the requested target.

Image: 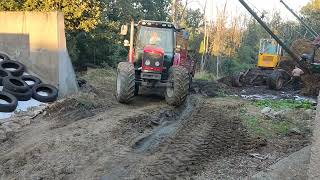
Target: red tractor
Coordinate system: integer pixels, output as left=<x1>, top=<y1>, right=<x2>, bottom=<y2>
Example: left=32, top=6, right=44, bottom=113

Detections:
left=116, top=20, right=196, bottom=106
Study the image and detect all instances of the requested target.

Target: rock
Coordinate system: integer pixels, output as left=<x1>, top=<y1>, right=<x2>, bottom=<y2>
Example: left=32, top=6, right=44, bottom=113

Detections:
left=261, top=107, right=272, bottom=114
left=305, top=109, right=316, bottom=117
left=272, top=110, right=288, bottom=121
left=288, top=128, right=302, bottom=135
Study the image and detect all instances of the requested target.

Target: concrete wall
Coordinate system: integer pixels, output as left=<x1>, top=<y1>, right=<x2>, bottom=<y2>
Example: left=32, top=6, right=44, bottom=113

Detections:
left=0, top=11, right=78, bottom=97
left=309, top=93, right=320, bottom=179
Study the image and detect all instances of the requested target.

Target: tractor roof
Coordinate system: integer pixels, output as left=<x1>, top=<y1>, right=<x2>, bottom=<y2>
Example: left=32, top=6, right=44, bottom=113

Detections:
left=138, top=20, right=177, bottom=30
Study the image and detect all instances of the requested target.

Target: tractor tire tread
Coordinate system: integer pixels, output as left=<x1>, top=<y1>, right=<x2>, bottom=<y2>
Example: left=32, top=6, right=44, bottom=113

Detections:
left=165, top=66, right=189, bottom=106
left=115, top=62, right=135, bottom=103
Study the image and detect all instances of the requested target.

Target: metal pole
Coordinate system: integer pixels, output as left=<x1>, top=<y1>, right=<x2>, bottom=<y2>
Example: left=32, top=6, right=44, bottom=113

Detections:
left=129, top=20, right=135, bottom=63
left=201, top=0, right=208, bottom=71
left=280, top=0, right=318, bottom=38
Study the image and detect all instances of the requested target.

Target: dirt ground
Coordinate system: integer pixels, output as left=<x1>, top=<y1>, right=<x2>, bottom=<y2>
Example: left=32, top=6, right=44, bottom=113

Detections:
left=0, top=69, right=315, bottom=180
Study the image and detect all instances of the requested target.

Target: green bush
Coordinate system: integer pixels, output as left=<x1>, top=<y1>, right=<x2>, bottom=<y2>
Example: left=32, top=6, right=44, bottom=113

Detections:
left=254, top=99, right=313, bottom=110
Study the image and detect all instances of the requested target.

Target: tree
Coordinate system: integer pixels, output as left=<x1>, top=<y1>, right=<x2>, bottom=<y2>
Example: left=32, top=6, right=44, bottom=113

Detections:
left=301, top=0, right=320, bottom=36
left=0, top=0, right=102, bottom=32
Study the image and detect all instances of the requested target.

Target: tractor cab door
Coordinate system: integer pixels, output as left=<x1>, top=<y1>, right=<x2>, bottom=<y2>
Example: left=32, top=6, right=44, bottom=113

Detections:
left=257, top=39, right=282, bottom=69
left=176, top=31, right=193, bottom=74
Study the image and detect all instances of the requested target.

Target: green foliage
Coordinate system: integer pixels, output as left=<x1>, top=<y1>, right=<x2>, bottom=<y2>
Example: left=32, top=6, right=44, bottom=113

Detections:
left=0, top=0, right=102, bottom=32
left=301, top=0, right=320, bottom=37
left=0, top=0, right=21, bottom=10
left=254, top=99, right=313, bottom=110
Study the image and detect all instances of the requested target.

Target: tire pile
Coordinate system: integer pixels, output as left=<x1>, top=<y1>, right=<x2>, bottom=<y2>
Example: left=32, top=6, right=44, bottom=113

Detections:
left=0, top=53, right=58, bottom=112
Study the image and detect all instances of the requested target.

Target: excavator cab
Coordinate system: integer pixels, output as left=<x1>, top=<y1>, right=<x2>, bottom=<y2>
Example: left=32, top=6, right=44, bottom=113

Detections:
left=257, top=39, right=282, bottom=69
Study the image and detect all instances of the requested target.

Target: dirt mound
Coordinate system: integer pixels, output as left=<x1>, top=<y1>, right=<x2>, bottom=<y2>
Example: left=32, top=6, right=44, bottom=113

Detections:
left=291, top=39, right=320, bottom=60
left=192, top=80, right=229, bottom=97
left=278, top=58, right=296, bottom=72
left=301, top=74, right=320, bottom=96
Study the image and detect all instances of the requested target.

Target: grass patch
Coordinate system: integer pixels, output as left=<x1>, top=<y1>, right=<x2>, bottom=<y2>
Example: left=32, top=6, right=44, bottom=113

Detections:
left=242, top=114, right=292, bottom=137
left=253, top=99, right=313, bottom=110
left=80, top=68, right=116, bottom=87
left=240, top=106, right=293, bottom=137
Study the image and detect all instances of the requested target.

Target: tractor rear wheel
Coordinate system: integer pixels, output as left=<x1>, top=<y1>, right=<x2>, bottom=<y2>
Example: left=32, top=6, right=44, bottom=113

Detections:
left=115, top=62, right=135, bottom=103
left=165, top=66, right=189, bottom=106
left=267, top=70, right=284, bottom=90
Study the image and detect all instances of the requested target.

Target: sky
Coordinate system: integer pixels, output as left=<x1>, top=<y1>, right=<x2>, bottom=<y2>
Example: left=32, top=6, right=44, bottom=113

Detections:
left=187, top=0, right=311, bottom=21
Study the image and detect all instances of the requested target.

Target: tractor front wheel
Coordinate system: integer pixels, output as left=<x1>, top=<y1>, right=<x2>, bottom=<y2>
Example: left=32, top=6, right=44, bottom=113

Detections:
left=115, top=62, right=135, bottom=103
left=165, top=66, right=189, bottom=106
left=267, top=70, right=284, bottom=90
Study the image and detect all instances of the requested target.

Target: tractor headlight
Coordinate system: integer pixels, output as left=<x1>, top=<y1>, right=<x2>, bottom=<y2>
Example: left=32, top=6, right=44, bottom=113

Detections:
left=145, top=60, right=151, bottom=66
left=155, top=61, right=160, bottom=67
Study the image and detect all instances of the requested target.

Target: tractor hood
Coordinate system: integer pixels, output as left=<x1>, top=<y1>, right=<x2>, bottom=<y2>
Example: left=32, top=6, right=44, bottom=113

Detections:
left=143, top=45, right=164, bottom=56
left=142, top=45, right=165, bottom=72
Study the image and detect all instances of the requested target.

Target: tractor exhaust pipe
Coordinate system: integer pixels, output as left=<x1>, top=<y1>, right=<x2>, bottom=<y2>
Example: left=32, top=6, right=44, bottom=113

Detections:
left=129, top=20, right=135, bottom=63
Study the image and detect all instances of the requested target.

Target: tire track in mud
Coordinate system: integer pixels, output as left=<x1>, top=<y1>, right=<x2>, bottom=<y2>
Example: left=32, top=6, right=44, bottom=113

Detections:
left=138, top=100, right=252, bottom=179
left=104, top=96, right=256, bottom=179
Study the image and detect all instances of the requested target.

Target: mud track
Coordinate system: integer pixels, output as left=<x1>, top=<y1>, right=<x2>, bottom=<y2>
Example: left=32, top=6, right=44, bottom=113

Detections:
left=0, top=79, right=311, bottom=179
left=101, top=96, right=259, bottom=179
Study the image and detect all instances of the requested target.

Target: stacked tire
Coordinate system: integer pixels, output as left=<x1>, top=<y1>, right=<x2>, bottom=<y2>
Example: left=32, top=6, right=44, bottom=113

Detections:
left=0, top=53, right=58, bottom=112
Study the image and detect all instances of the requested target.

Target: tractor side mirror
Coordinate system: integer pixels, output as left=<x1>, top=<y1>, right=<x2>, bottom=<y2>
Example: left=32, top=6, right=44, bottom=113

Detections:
left=124, top=40, right=130, bottom=47
left=120, top=25, right=128, bottom=35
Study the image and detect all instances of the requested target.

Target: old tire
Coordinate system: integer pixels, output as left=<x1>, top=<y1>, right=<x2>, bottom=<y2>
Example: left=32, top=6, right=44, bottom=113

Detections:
left=0, top=91, right=18, bottom=112
left=0, top=69, right=10, bottom=86
left=0, top=53, right=10, bottom=61
left=165, top=66, right=189, bottom=106
left=3, top=88, right=32, bottom=101
left=115, top=62, right=135, bottom=103
left=21, top=75, right=42, bottom=88
left=267, top=71, right=284, bottom=90
left=0, top=60, right=25, bottom=76
left=3, top=76, right=29, bottom=93
left=32, top=84, right=58, bottom=102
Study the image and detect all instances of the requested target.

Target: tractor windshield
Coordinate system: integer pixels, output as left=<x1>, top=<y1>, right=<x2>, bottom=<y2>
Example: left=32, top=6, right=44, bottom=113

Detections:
left=136, top=26, right=174, bottom=53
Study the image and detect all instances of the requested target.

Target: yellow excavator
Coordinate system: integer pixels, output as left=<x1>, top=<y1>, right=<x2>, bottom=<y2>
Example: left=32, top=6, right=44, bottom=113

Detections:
left=232, top=38, right=290, bottom=90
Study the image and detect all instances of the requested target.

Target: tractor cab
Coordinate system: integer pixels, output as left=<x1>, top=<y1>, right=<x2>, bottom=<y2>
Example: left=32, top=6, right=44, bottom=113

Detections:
left=257, top=39, right=282, bottom=69
left=134, top=21, right=176, bottom=80
left=301, top=39, right=320, bottom=73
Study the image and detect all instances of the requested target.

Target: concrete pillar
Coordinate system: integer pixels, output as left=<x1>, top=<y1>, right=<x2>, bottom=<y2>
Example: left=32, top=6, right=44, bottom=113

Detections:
left=0, top=11, right=78, bottom=97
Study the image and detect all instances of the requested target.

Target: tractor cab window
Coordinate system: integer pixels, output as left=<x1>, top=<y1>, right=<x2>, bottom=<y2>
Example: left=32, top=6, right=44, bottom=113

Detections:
left=136, top=26, right=174, bottom=53
left=259, top=39, right=281, bottom=55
